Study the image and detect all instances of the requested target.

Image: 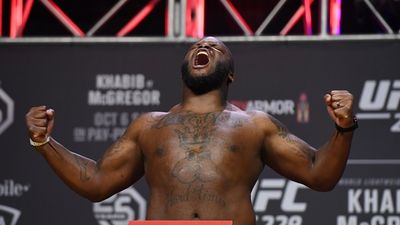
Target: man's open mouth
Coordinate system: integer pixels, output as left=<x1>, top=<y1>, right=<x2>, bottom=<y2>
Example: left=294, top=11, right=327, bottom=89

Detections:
left=193, top=50, right=209, bottom=68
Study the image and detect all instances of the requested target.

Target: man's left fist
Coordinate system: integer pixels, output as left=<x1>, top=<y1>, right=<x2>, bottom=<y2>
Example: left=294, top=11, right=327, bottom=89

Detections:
left=324, top=90, right=354, bottom=128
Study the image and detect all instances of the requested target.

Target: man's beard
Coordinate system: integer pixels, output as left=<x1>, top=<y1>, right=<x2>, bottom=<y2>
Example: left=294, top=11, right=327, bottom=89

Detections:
left=181, top=59, right=230, bottom=95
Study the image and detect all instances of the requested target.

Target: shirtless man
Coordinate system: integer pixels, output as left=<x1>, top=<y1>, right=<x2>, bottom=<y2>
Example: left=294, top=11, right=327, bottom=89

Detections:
left=26, top=37, right=357, bottom=225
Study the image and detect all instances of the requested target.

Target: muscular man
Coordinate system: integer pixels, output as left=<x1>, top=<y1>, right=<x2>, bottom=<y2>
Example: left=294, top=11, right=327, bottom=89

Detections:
left=26, top=37, right=357, bottom=225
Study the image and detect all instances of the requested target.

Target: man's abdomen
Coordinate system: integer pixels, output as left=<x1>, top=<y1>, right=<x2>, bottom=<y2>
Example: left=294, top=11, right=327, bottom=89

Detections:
left=146, top=186, right=256, bottom=225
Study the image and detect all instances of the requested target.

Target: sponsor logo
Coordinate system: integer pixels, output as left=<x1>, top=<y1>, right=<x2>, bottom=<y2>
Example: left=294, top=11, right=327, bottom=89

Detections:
left=231, top=99, right=295, bottom=116
left=296, top=93, right=310, bottom=123
left=0, top=205, right=21, bottom=225
left=93, top=187, right=146, bottom=225
left=357, top=80, right=400, bottom=132
left=0, top=86, right=14, bottom=135
left=252, top=179, right=308, bottom=212
left=251, top=178, right=307, bottom=224
left=0, top=180, right=30, bottom=197
left=231, top=93, right=310, bottom=124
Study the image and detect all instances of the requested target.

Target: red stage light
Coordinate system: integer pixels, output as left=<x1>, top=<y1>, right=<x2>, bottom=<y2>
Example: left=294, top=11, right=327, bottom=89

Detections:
left=303, top=0, right=313, bottom=35
left=330, top=0, right=341, bottom=35
left=281, top=0, right=315, bottom=36
left=18, top=0, right=34, bottom=36
left=186, top=0, right=205, bottom=38
left=0, top=0, right=2, bottom=36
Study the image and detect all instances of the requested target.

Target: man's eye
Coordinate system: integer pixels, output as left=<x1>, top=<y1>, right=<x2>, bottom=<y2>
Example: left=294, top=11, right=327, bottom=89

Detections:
left=211, top=46, right=223, bottom=53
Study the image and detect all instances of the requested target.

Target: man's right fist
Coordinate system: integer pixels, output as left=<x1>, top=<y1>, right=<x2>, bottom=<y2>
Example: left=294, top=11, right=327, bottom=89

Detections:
left=25, top=106, right=55, bottom=142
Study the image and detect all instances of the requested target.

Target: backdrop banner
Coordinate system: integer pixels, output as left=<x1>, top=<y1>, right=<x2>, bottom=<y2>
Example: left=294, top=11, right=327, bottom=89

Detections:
left=0, top=40, right=398, bottom=225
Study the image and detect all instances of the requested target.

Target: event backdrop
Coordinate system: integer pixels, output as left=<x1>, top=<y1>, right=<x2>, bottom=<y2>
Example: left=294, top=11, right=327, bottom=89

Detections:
left=0, top=40, right=399, bottom=225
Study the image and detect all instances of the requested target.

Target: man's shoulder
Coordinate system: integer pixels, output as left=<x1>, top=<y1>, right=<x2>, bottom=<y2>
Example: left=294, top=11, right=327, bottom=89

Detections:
left=140, top=111, right=168, bottom=119
left=134, top=111, right=168, bottom=123
left=125, top=111, right=168, bottom=131
left=227, top=103, right=268, bottom=117
left=239, top=109, right=269, bottom=120
left=237, top=110, right=280, bottom=133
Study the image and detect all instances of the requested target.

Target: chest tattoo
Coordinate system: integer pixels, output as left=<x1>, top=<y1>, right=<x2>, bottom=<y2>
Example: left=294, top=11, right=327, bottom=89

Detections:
left=152, top=112, right=245, bottom=184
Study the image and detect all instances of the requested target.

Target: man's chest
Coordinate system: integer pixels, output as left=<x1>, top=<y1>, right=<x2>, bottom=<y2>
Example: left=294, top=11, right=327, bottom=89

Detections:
left=139, top=114, right=265, bottom=191
left=144, top=112, right=256, bottom=153
left=139, top=112, right=264, bottom=171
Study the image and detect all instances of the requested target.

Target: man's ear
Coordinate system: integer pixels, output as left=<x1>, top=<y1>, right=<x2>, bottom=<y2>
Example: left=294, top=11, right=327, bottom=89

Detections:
left=227, top=73, right=235, bottom=84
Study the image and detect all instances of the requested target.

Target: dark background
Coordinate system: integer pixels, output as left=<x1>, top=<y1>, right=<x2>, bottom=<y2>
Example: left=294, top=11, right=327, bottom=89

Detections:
left=0, top=40, right=399, bottom=225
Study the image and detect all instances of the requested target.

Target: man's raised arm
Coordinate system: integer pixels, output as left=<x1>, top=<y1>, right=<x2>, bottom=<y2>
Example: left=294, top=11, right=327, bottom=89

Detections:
left=259, top=90, right=357, bottom=191
left=26, top=106, right=145, bottom=201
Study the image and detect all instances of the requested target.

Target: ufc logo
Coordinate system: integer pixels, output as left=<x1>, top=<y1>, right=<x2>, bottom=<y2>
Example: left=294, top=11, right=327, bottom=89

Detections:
left=359, top=80, right=400, bottom=111
left=357, top=80, right=400, bottom=132
left=251, top=179, right=307, bottom=213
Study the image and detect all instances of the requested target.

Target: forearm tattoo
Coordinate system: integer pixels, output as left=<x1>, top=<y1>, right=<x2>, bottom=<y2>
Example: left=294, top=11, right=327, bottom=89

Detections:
left=47, top=141, right=94, bottom=182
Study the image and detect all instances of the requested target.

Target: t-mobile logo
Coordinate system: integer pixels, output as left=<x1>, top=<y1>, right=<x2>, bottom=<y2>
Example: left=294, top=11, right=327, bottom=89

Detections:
left=251, top=178, right=308, bottom=213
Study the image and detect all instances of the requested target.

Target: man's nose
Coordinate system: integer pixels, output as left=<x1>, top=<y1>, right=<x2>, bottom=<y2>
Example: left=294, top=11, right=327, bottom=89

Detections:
left=198, top=43, right=210, bottom=49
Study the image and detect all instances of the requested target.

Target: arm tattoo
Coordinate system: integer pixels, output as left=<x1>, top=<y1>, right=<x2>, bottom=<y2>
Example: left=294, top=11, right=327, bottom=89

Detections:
left=96, top=135, right=129, bottom=169
left=269, top=115, right=315, bottom=162
left=109, top=136, right=128, bottom=154
left=294, top=143, right=316, bottom=163
left=269, top=115, right=295, bottom=143
left=47, top=141, right=93, bottom=182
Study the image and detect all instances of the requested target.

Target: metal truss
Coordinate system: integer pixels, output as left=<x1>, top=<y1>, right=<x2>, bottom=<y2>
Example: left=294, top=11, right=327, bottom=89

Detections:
left=363, top=0, right=396, bottom=34
left=1, top=0, right=399, bottom=41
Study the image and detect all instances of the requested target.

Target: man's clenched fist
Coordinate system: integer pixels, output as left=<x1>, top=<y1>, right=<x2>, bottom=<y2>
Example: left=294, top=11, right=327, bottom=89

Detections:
left=25, top=106, right=55, bottom=143
left=324, top=90, right=354, bottom=128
